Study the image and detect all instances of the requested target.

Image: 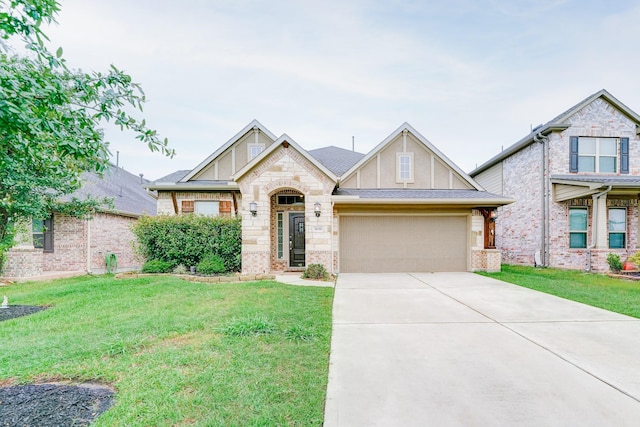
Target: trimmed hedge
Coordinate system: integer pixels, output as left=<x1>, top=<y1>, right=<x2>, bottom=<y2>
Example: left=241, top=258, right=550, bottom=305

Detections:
left=133, top=215, right=241, bottom=272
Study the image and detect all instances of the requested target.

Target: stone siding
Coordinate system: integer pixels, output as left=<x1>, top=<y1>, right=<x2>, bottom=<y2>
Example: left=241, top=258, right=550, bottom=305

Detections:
left=237, top=144, right=335, bottom=274
left=471, top=249, right=501, bottom=273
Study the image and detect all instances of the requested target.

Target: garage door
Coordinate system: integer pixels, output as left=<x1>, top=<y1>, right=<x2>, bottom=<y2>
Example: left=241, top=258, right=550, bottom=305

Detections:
left=339, top=215, right=468, bottom=273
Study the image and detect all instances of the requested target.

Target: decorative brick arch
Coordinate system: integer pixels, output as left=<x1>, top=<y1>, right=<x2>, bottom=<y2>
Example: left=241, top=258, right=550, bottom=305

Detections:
left=265, top=180, right=309, bottom=197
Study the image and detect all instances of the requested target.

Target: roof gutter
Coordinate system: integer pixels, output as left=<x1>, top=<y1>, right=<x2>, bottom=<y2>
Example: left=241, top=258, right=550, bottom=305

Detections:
left=331, top=196, right=515, bottom=206
left=146, top=183, right=240, bottom=191
left=470, top=124, right=570, bottom=176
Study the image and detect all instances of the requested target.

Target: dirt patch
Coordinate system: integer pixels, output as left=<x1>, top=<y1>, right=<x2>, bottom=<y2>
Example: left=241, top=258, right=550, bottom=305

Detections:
left=0, top=305, right=48, bottom=322
left=0, top=383, right=114, bottom=427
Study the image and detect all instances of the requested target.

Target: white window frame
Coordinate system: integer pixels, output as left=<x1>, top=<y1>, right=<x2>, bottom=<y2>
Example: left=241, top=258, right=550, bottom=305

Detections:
left=195, top=201, right=220, bottom=217
left=248, top=143, right=265, bottom=160
left=578, top=137, right=618, bottom=173
left=396, top=152, right=414, bottom=182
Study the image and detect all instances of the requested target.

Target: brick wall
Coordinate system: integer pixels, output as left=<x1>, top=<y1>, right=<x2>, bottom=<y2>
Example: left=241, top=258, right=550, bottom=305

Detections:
left=157, top=191, right=238, bottom=216
left=496, top=97, right=640, bottom=271
left=43, top=214, right=87, bottom=272
left=88, top=212, right=143, bottom=272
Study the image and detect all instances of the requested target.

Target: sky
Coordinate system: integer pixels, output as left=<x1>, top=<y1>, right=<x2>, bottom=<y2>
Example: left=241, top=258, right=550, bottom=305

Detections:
left=33, top=0, right=640, bottom=180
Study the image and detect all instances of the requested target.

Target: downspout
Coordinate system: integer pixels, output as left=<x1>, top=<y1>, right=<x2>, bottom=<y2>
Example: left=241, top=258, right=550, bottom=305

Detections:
left=330, top=200, right=335, bottom=275
left=587, top=185, right=613, bottom=271
left=86, top=218, right=91, bottom=273
left=534, top=132, right=549, bottom=266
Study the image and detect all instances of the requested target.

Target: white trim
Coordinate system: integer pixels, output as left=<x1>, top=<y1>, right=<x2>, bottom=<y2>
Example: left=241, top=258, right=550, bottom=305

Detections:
left=180, top=120, right=277, bottom=183
left=248, top=143, right=265, bottom=160
left=341, top=122, right=483, bottom=190
left=396, top=152, right=414, bottom=183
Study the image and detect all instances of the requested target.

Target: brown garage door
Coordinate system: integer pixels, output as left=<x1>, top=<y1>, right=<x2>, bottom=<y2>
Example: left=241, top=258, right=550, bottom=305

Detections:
left=339, top=215, right=468, bottom=273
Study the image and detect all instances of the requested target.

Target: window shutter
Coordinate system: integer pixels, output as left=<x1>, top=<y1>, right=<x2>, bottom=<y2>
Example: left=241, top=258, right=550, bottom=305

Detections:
left=620, top=137, right=629, bottom=174
left=181, top=200, right=194, bottom=213
left=220, top=201, right=232, bottom=214
left=43, top=215, right=54, bottom=253
left=569, top=136, right=579, bottom=173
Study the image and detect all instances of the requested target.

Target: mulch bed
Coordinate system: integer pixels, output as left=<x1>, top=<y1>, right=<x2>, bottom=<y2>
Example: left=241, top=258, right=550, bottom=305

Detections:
left=0, top=383, right=114, bottom=427
left=0, top=306, right=48, bottom=322
left=2, top=306, right=114, bottom=425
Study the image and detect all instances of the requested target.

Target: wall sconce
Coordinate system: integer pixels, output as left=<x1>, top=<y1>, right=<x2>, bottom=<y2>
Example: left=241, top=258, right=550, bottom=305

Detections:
left=490, top=209, right=497, bottom=220
left=249, top=201, right=257, bottom=217
left=314, top=202, right=321, bottom=217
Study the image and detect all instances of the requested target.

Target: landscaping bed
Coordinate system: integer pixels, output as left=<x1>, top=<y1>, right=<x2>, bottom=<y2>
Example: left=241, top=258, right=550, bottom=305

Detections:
left=0, top=305, right=47, bottom=322
left=0, top=383, right=113, bottom=427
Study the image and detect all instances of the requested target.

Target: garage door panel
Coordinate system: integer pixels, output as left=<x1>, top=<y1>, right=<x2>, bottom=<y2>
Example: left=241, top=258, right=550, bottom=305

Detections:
left=340, top=216, right=467, bottom=273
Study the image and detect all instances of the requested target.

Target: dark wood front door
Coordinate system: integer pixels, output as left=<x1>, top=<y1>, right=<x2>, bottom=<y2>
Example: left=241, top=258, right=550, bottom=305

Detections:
left=289, top=213, right=305, bottom=267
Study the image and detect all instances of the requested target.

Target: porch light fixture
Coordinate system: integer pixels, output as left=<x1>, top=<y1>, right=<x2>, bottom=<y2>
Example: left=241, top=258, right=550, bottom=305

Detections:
left=314, top=202, right=321, bottom=217
left=490, top=210, right=497, bottom=219
left=249, top=201, right=257, bottom=217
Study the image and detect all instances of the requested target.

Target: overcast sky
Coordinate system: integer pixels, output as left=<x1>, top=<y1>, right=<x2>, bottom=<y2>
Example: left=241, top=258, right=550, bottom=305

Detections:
left=40, top=0, right=640, bottom=180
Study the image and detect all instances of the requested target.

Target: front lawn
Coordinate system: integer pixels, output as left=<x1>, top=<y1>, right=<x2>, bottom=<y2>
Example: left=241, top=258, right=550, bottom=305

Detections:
left=479, top=264, right=640, bottom=318
left=0, top=275, right=333, bottom=426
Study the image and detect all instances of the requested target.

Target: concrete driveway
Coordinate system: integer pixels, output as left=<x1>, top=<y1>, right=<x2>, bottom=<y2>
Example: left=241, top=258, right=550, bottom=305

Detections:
left=324, top=272, right=640, bottom=426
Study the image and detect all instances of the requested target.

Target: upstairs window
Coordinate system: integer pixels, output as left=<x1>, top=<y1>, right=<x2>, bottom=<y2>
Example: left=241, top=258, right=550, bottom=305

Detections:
left=248, top=143, right=264, bottom=160
left=396, top=153, right=414, bottom=182
left=569, top=208, right=587, bottom=248
left=570, top=137, right=629, bottom=174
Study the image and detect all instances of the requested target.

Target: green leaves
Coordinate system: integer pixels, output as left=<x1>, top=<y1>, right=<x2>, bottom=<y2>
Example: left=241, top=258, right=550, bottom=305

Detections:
left=0, top=0, right=173, bottom=268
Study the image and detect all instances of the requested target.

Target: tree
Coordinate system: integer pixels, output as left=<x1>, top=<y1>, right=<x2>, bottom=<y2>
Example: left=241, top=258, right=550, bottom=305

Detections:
left=0, top=0, right=174, bottom=269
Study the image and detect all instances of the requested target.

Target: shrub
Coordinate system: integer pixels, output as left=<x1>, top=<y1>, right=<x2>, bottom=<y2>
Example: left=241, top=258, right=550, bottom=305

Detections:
left=173, top=264, right=188, bottom=274
left=132, top=215, right=241, bottom=272
left=141, top=259, right=175, bottom=273
left=196, top=254, right=226, bottom=275
left=606, top=253, right=623, bottom=273
left=302, top=263, right=329, bottom=280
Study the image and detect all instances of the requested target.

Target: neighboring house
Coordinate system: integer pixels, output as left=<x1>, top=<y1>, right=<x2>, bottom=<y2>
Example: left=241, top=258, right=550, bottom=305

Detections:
left=149, top=120, right=512, bottom=274
left=2, top=164, right=156, bottom=280
left=470, top=89, right=640, bottom=272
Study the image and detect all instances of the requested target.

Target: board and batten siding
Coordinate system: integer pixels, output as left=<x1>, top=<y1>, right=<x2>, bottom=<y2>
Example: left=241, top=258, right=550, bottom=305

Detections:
left=473, top=162, right=503, bottom=195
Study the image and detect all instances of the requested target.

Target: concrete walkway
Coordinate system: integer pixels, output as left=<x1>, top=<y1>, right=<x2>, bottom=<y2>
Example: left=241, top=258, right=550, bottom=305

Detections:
left=324, top=272, right=640, bottom=426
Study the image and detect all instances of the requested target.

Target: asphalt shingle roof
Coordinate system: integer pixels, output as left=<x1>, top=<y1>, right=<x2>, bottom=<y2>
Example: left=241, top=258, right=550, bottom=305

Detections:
left=64, top=164, right=157, bottom=216
left=154, top=170, right=190, bottom=183
left=308, top=146, right=365, bottom=176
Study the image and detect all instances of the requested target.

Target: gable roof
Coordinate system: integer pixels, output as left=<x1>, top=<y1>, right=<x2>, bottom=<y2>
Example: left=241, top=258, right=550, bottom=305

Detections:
left=65, top=163, right=157, bottom=217
left=470, top=89, right=640, bottom=176
left=233, top=134, right=338, bottom=183
left=341, top=122, right=483, bottom=190
left=179, top=119, right=278, bottom=183
left=308, top=146, right=365, bottom=176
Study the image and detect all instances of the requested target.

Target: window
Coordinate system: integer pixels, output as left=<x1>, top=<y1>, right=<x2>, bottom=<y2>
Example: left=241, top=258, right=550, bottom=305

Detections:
left=570, top=137, right=629, bottom=173
left=277, top=195, right=303, bottom=205
left=277, top=212, right=284, bottom=259
left=32, top=215, right=54, bottom=252
left=248, top=143, right=264, bottom=160
left=609, top=208, right=626, bottom=249
left=195, top=201, right=220, bottom=216
left=569, top=208, right=587, bottom=248
left=396, top=153, right=413, bottom=182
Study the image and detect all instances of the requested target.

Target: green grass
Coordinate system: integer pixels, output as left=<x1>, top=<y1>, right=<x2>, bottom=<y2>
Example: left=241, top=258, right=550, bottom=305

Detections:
left=479, top=264, right=640, bottom=318
left=0, top=275, right=334, bottom=426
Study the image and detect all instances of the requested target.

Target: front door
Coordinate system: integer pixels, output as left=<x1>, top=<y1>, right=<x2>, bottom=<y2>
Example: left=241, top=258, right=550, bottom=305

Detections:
left=289, top=213, right=305, bottom=267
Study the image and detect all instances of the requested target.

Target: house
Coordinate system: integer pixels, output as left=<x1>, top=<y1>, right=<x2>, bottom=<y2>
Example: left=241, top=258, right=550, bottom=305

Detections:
left=149, top=120, right=512, bottom=274
left=470, top=89, right=640, bottom=272
left=2, top=164, right=156, bottom=280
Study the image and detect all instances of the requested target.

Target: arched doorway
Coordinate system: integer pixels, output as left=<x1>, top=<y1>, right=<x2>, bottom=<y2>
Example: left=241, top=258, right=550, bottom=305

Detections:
left=270, top=189, right=306, bottom=271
